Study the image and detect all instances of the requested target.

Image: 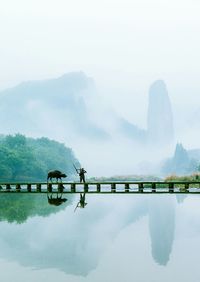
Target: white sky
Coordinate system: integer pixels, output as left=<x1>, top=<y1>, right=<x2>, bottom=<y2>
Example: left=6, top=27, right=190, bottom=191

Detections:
left=0, top=0, right=200, bottom=128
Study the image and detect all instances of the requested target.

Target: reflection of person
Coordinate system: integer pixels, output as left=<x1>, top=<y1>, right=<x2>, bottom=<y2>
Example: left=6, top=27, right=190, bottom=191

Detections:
left=74, top=193, right=87, bottom=212
left=78, top=168, right=87, bottom=183
left=80, top=193, right=87, bottom=207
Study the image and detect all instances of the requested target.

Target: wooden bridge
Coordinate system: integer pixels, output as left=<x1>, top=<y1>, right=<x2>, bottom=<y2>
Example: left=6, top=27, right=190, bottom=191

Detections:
left=0, top=181, right=200, bottom=193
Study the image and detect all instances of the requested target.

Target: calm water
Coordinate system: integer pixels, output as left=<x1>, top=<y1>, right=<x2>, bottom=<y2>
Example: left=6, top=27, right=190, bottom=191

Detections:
left=0, top=193, right=200, bottom=282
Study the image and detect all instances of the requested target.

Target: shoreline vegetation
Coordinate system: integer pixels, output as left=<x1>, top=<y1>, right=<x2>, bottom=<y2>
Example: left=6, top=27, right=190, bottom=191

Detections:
left=89, top=173, right=200, bottom=182
left=89, top=175, right=161, bottom=182
left=165, top=173, right=200, bottom=182
left=0, top=133, right=79, bottom=182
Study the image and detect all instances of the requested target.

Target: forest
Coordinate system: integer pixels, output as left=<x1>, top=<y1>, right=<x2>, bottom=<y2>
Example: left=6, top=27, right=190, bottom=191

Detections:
left=0, top=134, right=80, bottom=182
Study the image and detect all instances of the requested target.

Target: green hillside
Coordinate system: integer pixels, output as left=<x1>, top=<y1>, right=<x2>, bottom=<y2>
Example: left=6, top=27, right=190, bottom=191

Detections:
left=0, top=134, right=80, bottom=182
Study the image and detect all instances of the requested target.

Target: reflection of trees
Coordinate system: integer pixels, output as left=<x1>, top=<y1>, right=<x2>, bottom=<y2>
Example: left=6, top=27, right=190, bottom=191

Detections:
left=148, top=196, right=175, bottom=265
left=0, top=194, right=73, bottom=223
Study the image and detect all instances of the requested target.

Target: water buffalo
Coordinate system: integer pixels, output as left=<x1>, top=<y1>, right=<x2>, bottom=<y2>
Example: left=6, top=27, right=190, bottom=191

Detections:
left=47, top=170, right=67, bottom=182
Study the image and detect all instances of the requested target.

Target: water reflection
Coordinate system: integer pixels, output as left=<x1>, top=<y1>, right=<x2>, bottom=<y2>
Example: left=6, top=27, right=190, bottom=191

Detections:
left=47, top=192, right=68, bottom=206
left=74, top=193, right=87, bottom=212
left=0, top=194, right=199, bottom=281
left=0, top=193, right=71, bottom=224
left=148, top=196, right=175, bottom=265
left=176, top=194, right=188, bottom=204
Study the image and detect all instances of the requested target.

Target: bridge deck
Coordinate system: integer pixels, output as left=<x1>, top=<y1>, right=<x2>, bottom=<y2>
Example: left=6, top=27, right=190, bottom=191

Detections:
left=0, top=181, right=200, bottom=193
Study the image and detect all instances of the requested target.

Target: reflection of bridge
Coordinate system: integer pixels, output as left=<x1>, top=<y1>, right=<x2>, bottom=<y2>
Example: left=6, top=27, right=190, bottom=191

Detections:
left=0, top=182, right=200, bottom=193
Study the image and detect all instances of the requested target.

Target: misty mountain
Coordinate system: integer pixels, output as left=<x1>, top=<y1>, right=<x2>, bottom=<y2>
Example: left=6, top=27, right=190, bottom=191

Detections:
left=188, top=148, right=200, bottom=160
left=0, top=73, right=146, bottom=144
left=147, top=80, right=174, bottom=146
left=0, top=72, right=108, bottom=141
left=162, top=143, right=198, bottom=176
left=117, top=118, right=147, bottom=143
left=0, top=73, right=177, bottom=175
left=0, top=73, right=174, bottom=147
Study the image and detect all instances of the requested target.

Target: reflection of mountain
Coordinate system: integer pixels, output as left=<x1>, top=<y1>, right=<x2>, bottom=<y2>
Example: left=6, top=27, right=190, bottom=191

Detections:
left=176, top=194, right=188, bottom=204
left=148, top=196, right=175, bottom=265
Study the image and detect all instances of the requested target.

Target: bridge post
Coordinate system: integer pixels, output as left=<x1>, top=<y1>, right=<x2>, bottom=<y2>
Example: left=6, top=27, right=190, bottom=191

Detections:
left=36, top=183, right=41, bottom=192
left=152, top=183, right=156, bottom=193
left=111, top=183, right=116, bottom=192
left=138, top=183, right=143, bottom=193
left=125, top=183, right=129, bottom=192
left=169, top=183, right=174, bottom=193
left=84, top=183, right=88, bottom=193
left=97, top=183, right=101, bottom=193
left=48, top=183, right=52, bottom=193
left=185, top=183, right=189, bottom=192
left=27, top=184, right=32, bottom=192
left=71, top=183, right=76, bottom=193
left=58, top=183, right=64, bottom=193
left=6, top=184, right=11, bottom=191
left=16, top=184, right=21, bottom=192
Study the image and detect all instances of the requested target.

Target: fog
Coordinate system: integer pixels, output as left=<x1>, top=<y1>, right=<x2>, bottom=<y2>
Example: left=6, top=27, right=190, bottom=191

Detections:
left=0, top=0, right=200, bottom=176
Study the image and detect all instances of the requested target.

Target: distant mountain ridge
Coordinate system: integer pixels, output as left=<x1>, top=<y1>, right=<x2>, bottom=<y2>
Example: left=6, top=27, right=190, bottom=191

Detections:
left=162, top=143, right=199, bottom=176
left=0, top=72, right=109, bottom=141
left=0, top=72, right=175, bottom=147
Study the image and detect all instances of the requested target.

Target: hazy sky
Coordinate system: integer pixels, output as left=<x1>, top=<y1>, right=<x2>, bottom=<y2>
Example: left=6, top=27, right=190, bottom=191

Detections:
left=0, top=0, right=200, bottom=129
